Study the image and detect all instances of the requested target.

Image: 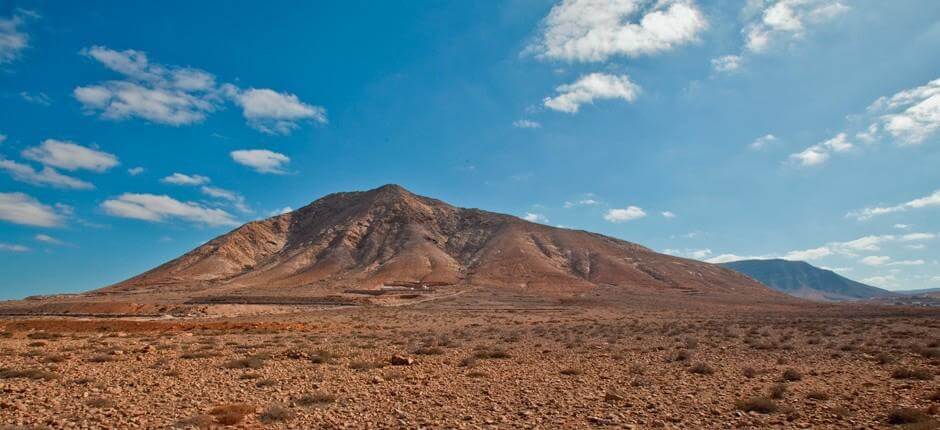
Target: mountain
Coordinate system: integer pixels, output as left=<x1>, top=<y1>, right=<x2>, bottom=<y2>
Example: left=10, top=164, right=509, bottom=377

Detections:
left=97, top=184, right=784, bottom=303
left=719, top=259, right=899, bottom=301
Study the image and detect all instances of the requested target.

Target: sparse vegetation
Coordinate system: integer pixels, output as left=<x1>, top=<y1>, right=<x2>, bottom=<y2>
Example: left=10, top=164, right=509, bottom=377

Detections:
left=736, top=397, right=778, bottom=414
left=892, top=368, right=934, bottom=380
left=689, top=362, right=714, bottom=375
left=297, top=392, right=336, bottom=407
left=259, top=404, right=295, bottom=423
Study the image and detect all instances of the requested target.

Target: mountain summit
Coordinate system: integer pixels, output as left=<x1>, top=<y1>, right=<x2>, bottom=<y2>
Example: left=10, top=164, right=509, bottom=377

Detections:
left=103, top=185, right=781, bottom=301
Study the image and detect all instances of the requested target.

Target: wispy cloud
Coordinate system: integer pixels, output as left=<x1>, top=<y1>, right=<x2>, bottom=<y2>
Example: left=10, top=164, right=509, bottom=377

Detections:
left=848, top=189, right=940, bottom=220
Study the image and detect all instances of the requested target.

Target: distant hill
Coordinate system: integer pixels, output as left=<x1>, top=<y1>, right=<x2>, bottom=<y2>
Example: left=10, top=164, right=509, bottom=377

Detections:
left=719, top=259, right=899, bottom=301
left=894, top=288, right=940, bottom=296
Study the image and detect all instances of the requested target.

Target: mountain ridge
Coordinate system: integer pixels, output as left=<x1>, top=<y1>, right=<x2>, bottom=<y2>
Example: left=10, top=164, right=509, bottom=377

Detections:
left=719, top=258, right=898, bottom=301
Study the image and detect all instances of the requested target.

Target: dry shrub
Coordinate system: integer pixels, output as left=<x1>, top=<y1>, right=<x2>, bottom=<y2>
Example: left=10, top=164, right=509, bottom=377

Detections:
left=87, top=354, right=115, bottom=363
left=85, top=398, right=115, bottom=408
left=887, top=408, right=934, bottom=426
left=689, top=362, right=714, bottom=375
left=0, top=368, right=57, bottom=381
left=175, top=414, right=214, bottom=429
left=473, top=348, right=510, bottom=359
left=736, top=397, right=778, bottom=414
left=560, top=367, right=582, bottom=376
left=770, top=383, right=787, bottom=399
left=349, top=360, right=384, bottom=371
left=297, top=392, right=336, bottom=407
left=806, top=390, right=830, bottom=400
left=309, top=349, right=336, bottom=364
left=742, top=367, right=757, bottom=378
left=782, top=368, right=803, bottom=381
left=209, top=403, right=255, bottom=426
left=892, top=368, right=934, bottom=380
left=223, top=356, right=265, bottom=369
left=259, top=404, right=294, bottom=423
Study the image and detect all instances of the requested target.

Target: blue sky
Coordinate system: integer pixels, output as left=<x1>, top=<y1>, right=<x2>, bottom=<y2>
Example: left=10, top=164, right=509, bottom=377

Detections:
left=1, top=0, right=940, bottom=299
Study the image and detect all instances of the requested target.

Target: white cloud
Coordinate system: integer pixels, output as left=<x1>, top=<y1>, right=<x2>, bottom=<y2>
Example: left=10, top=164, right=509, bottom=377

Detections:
left=661, top=211, right=676, bottom=218
left=901, top=232, right=936, bottom=242
left=230, top=149, right=290, bottom=174
left=20, top=91, right=51, bottom=106
left=835, top=235, right=894, bottom=253
left=101, top=193, right=237, bottom=226
left=866, top=77, right=940, bottom=145
left=749, top=134, right=777, bottom=150
left=0, top=243, right=29, bottom=252
left=267, top=207, right=292, bottom=217
left=22, top=139, right=119, bottom=172
left=564, top=198, right=598, bottom=208
left=789, top=132, right=852, bottom=166
left=523, top=212, right=549, bottom=223
left=75, top=46, right=323, bottom=134
left=513, top=119, right=542, bottom=129
left=0, top=134, right=6, bottom=144
left=544, top=73, right=640, bottom=113
left=894, top=223, right=910, bottom=229
left=200, top=186, right=250, bottom=213
left=604, top=206, right=646, bottom=222
left=863, top=275, right=897, bottom=288
left=529, top=0, right=708, bottom=63
left=74, top=80, right=216, bottom=126
left=860, top=255, right=890, bottom=266
left=0, top=159, right=93, bottom=189
left=743, top=0, right=849, bottom=53
left=887, top=259, right=924, bottom=266
left=848, top=189, right=940, bottom=220
left=782, top=246, right=831, bottom=261
left=711, top=55, right=742, bottom=73
left=229, top=87, right=327, bottom=134
left=34, top=234, right=64, bottom=245
left=0, top=192, right=65, bottom=227
left=127, top=167, right=145, bottom=176
left=705, top=253, right=764, bottom=264
left=0, top=14, right=29, bottom=64
left=161, top=172, right=210, bottom=186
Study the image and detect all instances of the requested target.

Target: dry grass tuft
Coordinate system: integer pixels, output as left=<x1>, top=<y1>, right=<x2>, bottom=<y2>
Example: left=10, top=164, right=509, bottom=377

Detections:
left=736, top=397, right=778, bottom=414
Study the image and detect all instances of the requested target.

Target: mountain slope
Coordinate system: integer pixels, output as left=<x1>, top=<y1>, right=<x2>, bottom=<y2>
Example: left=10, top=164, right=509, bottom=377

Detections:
left=719, top=259, right=898, bottom=301
left=101, top=185, right=786, bottom=302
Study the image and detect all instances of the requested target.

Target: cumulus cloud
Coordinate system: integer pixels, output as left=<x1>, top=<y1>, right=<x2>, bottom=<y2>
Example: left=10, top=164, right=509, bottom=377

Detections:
left=75, top=46, right=324, bottom=134
left=522, top=212, right=549, bottom=223
left=0, top=192, right=66, bottom=227
left=604, top=206, right=646, bottom=222
left=230, top=149, right=290, bottom=174
left=789, top=132, right=852, bottom=166
left=529, top=0, right=708, bottom=62
left=711, top=55, right=742, bottom=73
left=0, top=159, right=93, bottom=189
left=161, top=172, right=210, bottom=186
left=661, top=211, right=676, bottom=218
left=22, top=139, right=118, bottom=172
left=127, top=167, right=145, bottom=176
left=0, top=13, right=30, bottom=64
left=749, top=134, right=777, bottom=150
left=544, top=73, right=640, bottom=113
left=865, top=77, right=940, bottom=145
left=743, top=0, right=849, bottom=53
left=847, top=189, right=940, bottom=220
left=228, top=88, right=327, bottom=134
left=101, top=193, right=237, bottom=226
left=513, top=119, right=542, bottom=129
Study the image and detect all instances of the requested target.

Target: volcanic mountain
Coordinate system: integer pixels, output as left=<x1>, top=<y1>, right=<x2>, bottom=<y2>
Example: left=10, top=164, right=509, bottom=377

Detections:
left=720, top=259, right=898, bottom=302
left=99, top=185, right=784, bottom=302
